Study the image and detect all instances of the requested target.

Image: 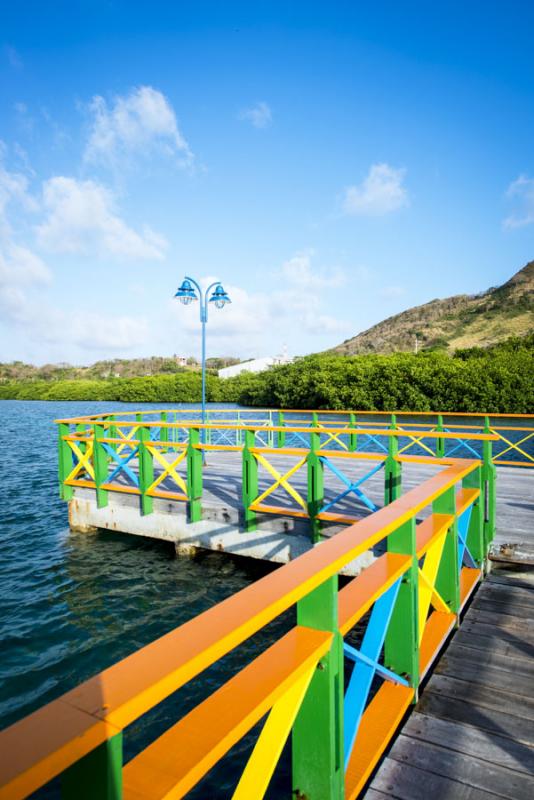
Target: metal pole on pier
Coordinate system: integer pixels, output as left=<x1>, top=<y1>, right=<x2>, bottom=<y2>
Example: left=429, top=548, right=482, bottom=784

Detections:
left=174, top=276, right=232, bottom=455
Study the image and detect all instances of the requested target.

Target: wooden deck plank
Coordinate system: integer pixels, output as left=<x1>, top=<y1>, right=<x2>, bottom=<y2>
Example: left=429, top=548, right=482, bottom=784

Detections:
left=461, top=609, right=534, bottom=638
left=436, top=654, right=534, bottom=697
left=473, top=581, right=534, bottom=608
left=386, top=735, right=534, bottom=799
left=367, top=571, right=534, bottom=799
left=458, top=619, right=534, bottom=651
left=402, top=712, right=534, bottom=776
left=470, top=595, right=534, bottom=619
left=443, top=641, right=534, bottom=677
left=452, top=628, right=534, bottom=663
left=480, top=579, right=534, bottom=603
left=424, top=674, right=534, bottom=720
left=416, top=691, right=534, bottom=746
left=369, top=758, right=497, bottom=800
left=487, top=570, right=534, bottom=590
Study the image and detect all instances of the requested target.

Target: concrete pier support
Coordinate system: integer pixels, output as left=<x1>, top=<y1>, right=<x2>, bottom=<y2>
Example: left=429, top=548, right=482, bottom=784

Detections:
left=68, top=488, right=375, bottom=576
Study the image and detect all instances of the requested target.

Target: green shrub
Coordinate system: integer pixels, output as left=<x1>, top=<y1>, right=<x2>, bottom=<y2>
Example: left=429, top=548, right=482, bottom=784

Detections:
left=1, top=335, right=532, bottom=413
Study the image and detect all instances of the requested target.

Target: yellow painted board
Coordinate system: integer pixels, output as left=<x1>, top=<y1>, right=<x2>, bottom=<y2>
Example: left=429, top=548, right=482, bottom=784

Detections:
left=122, top=627, right=330, bottom=800
left=231, top=666, right=314, bottom=800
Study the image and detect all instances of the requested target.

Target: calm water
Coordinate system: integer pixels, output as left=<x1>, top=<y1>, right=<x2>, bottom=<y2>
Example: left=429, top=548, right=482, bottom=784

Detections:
left=0, top=401, right=292, bottom=798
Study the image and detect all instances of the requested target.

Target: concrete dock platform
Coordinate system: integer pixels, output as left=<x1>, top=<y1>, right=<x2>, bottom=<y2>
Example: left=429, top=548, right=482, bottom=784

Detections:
left=68, top=451, right=534, bottom=571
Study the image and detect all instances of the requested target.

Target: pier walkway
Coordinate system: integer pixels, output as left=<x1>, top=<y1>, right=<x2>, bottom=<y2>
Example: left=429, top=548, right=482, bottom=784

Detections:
left=364, top=565, right=534, bottom=799
left=59, top=408, right=534, bottom=568
left=0, top=408, right=532, bottom=799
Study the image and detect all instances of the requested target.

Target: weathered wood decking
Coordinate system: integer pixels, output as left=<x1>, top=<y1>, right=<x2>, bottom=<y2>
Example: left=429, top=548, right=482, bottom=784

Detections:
left=364, top=565, right=534, bottom=799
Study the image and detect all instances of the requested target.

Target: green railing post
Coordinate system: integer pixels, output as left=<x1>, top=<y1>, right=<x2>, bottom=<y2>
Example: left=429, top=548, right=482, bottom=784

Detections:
left=435, top=414, right=445, bottom=458
left=160, top=411, right=168, bottom=452
left=61, top=733, right=123, bottom=800
left=307, top=429, right=324, bottom=543
left=242, top=429, right=258, bottom=532
left=76, top=422, right=87, bottom=455
left=384, top=518, right=419, bottom=695
left=93, top=424, right=109, bottom=509
left=482, top=417, right=497, bottom=555
left=236, top=410, right=242, bottom=446
left=384, top=432, right=401, bottom=505
left=137, top=426, right=154, bottom=516
left=105, top=415, right=117, bottom=458
left=462, top=465, right=484, bottom=566
left=433, top=487, right=460, bottom=615
left=58, top=422, right=74, bottom=501
left=277, top=411, right=286, bottom=447
left=267, top=410, right=274, bottom=447
left=292, top=577, right=344, bottom=800
left=187, top=427, right=203, bottom=522
left=348, top=412, right=357, bottom=452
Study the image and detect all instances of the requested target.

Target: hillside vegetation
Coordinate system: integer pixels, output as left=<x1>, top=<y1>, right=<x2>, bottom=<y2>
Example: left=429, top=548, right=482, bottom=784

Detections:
left=0, top=355, right=240, bottom=382
left=332, top=260, right=534, bottom=355
left=1, top=335, right=532, bottom=413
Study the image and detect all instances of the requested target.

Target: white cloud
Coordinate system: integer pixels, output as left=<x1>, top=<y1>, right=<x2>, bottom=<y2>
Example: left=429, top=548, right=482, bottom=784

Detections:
left=0, top=143, right=37, bottom=224
left=0, top=250, right=145, bottom=353
left=37, top=176, right=167, bottom=259
left=0, top=145, right=48, bottom=321
left=503, top=175, right=534, bottom=228
left=0, top=131, right=159, bottom=360
left=239, top=101, right=272, bottom=129
left=169, top=252, right=351, bottom=358
left=85, top=85, right=193, bottom=168
left=0, top=242, right=51, bottom=285
left=343, top=163, right=409, bottom=216
left=0, top=241, right=52, bottom=327
left=279, top=249, right=345, bottom=290
left=60, top=311, right=149, bottom=350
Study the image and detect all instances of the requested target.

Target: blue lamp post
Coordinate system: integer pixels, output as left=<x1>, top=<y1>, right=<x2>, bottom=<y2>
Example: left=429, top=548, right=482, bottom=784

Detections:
left=174, top=277, right=231, bottom=439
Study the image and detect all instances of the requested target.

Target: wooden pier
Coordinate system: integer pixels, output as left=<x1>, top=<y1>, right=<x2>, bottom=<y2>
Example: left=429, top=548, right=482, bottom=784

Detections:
left=364, top=566, right=534, bottom=800
left=0, top=408, right=533, bottom=800
left=59, top=408, right=533, bottom=568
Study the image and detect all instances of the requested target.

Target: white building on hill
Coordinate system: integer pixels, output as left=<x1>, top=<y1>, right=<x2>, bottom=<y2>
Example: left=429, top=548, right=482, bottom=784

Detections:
left=218, top=349, right=293, bottom=379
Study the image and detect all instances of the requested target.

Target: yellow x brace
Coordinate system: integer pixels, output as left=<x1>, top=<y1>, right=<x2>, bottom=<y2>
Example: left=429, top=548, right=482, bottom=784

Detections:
left=397, top=426, right=436, bottom=458
left=418, top=529, right=449, bottom=642
left=145, top=446, right=188, bottom=495
left=116, top=426, right=140, bottom=455
left=317, top=423, right=349, bottom=451
left=254, top=454, right=307, bottom=510
left=232, top=665, right=315, bottom=800
left=66, top=440, right=95, bottom=482
left=492, top=429, right=534, bottom=463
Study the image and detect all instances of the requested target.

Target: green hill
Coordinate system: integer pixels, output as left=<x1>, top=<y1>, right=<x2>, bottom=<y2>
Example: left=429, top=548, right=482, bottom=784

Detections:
left=0, top=355, right=240, bottom=383
left=332, top=260, right=534, bottom=355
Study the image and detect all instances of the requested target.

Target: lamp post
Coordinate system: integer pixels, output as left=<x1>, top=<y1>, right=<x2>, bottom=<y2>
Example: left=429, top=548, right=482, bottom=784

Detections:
left=174, top=277, right=231, bottom=441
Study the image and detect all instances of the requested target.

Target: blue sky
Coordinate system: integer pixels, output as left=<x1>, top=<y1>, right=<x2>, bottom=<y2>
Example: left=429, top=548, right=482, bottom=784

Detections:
left=1, top=1, right=533, bottom=364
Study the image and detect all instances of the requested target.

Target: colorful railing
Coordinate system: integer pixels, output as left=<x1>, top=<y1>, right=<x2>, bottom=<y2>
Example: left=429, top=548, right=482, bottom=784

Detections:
left=0, top=439, right=496, bottom=799
left=55, top=414, right=498, bottom=545
left=59, top=407, right=534, bottom=467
